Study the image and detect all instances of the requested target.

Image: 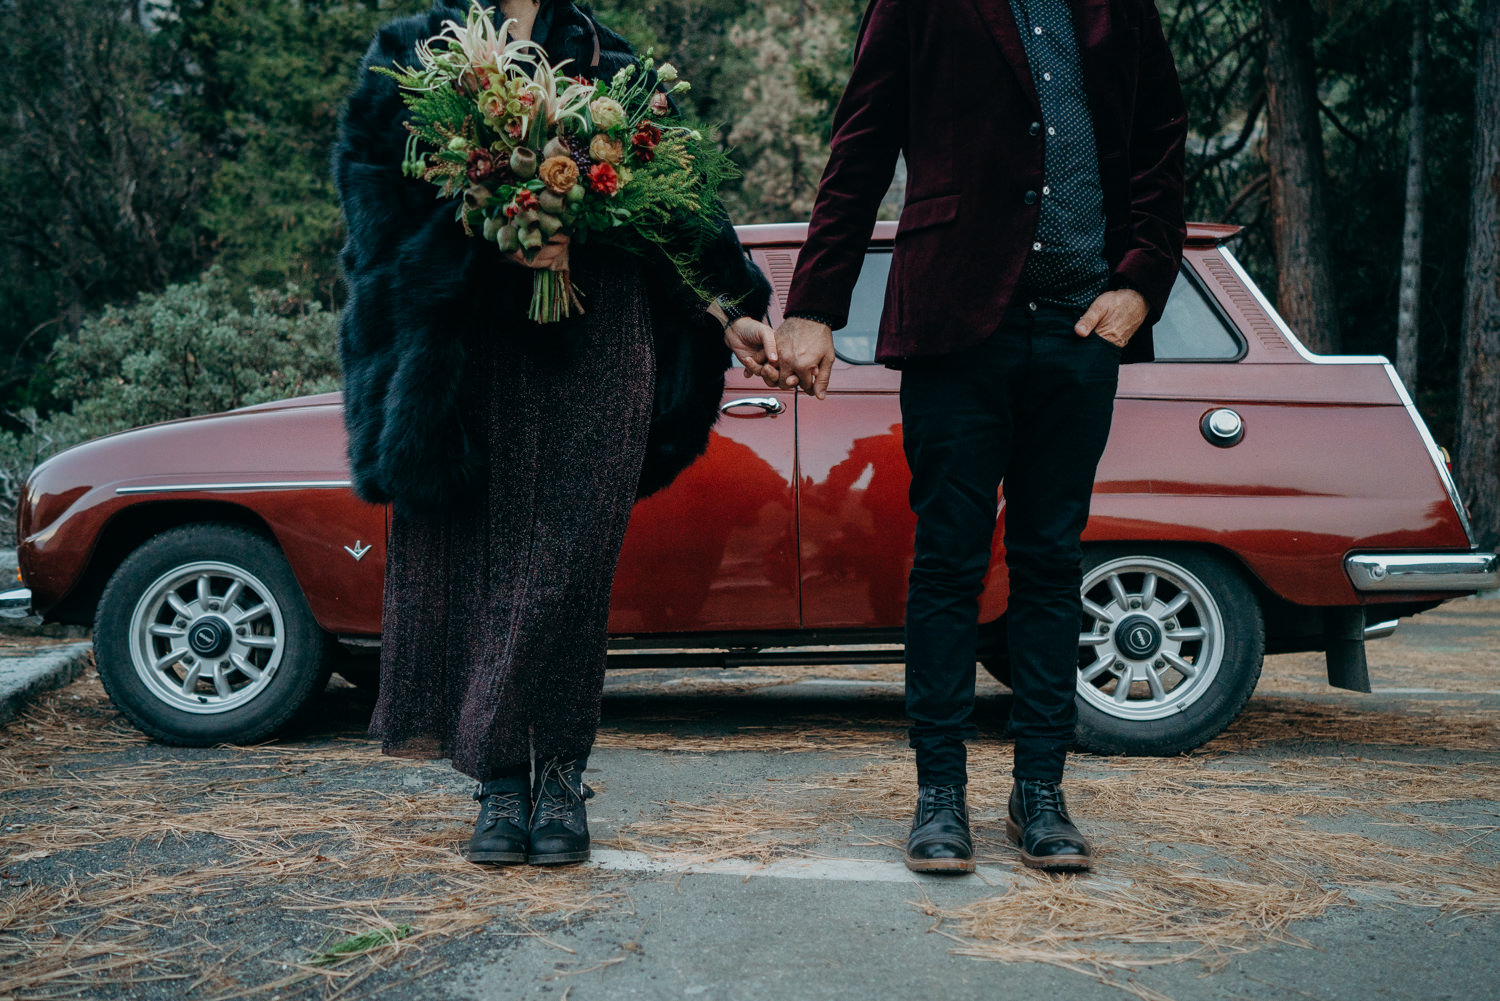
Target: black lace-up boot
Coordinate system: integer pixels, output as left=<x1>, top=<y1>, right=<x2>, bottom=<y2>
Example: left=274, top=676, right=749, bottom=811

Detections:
left=1007, top=779, right=1092, bottom=871
left=904, top=784, right=975, bottom=873
left=528, top=757, right=594, bottom=865
left=466, top=774, right=530, bottom=865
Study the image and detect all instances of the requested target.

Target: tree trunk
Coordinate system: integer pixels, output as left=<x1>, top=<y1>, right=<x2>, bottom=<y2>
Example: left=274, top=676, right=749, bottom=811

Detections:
left=1262, top=0, right=1342, bottom=354
left=1456, top=0, right=1500, bottom=551
left=1396, top=0, right=1427, bottom=392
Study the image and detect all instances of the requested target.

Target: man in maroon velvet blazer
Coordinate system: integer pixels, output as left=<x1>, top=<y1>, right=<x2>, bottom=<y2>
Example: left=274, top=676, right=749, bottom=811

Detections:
left=764, top=0, right=1187, bottom=873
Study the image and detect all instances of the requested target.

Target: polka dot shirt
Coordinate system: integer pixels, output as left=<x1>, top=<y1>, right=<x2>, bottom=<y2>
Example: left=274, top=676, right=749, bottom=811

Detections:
left=1007, top=0, right=1110, bottom=311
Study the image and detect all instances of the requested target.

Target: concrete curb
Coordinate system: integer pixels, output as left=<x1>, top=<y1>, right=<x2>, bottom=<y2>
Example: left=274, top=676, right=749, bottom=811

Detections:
left=0, top=642, right=94, bottom=727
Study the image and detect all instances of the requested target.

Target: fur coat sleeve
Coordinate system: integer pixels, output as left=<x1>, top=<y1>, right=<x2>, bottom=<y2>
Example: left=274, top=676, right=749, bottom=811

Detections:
left=333, top=2, right=772, bottom=511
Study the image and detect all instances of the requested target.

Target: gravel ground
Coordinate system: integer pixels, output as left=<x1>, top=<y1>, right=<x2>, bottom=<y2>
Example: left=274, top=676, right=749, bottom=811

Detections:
left=1, top=597, right=1497, bottom=1001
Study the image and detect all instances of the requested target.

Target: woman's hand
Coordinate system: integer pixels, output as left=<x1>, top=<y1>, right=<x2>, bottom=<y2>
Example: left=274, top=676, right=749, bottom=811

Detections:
left=504, top=233, right=571, bottom=271
left=724, top=317, right=780, bottom=382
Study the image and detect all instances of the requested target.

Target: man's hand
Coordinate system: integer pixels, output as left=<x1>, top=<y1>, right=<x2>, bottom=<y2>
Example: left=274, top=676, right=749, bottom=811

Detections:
left=1075, top=289, right=1149, bottom=348
left=773, top=317, right=836, bottom=399
left=724, top=317, right=780, bottom=382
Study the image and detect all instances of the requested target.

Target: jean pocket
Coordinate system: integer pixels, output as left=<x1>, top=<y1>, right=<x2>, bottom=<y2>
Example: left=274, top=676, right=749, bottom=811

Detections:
left=1093, top=332, right=1125, bottom=352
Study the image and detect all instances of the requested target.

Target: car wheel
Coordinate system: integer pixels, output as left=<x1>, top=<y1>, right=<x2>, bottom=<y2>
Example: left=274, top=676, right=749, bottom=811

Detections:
left=93, top=523, right=333, bottom=746
left=980, top=547, right=1264, bottom=756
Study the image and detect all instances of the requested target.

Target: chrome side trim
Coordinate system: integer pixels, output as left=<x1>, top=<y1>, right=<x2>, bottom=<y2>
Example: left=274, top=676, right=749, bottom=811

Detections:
left=1345, top=553, right=1499, bottom=592
left=1217, top=250, right=1389, bottom=366
left=115, top=480, right=353, bottom=495
left=1381, top=364, right=1476, bottom=547
left=1364, top=619, right=1399, bottom=641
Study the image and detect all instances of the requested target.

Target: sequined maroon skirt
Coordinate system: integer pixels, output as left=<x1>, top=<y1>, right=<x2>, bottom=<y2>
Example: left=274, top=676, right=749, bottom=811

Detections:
left=370, top=251, right=656, bottom=780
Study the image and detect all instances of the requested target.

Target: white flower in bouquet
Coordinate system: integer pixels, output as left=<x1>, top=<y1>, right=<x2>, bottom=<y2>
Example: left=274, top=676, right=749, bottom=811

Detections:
left=589, top=96, right=628, bottom=130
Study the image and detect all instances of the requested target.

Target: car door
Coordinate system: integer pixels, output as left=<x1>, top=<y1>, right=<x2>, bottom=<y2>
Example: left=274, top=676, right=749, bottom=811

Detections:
left=609, top=333, right=800, bottom=635
left=792, top=250, right=1253, bottom=631
left=791, top=250, right=914, bottom=629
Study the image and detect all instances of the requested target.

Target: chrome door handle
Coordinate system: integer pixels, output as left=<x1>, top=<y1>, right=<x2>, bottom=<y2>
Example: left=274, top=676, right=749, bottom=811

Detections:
left=719, top=396, right=786, bottom=417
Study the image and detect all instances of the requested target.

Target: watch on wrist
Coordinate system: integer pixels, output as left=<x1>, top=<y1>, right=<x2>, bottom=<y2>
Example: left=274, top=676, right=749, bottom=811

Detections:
left=715, top=295, right=746, bottom=330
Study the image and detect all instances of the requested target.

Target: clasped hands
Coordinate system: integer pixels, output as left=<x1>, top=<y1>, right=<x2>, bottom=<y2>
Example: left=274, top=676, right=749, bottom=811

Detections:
left=722, top=288, right=1149, bottom=400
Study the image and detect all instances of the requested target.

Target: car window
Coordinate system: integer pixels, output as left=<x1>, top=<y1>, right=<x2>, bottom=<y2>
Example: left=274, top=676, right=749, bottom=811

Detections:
left=833, top=252, right=891, bottom=365
left=826, top=255, right=1242, bottom=365
left=1152, top=271, right=1244, bottom=361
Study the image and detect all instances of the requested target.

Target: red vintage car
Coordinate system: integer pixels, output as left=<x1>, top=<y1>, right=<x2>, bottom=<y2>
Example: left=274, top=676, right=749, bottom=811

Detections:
left=6, top=223, right=1495, bottom=755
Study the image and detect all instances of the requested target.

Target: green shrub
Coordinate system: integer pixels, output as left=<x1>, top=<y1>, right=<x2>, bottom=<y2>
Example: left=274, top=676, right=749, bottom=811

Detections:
left=1, top=270, right=341, bottom=544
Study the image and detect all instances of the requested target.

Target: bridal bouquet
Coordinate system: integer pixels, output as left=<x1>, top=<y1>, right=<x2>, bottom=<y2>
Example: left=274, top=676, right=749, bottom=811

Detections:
left=375, top=1, right=738, bottom=322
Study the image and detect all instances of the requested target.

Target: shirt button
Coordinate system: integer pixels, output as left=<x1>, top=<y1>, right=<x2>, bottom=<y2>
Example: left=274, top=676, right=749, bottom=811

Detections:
left=1033, top=26, right=1043, bottom=35
left=1029, top=121, right=1041, bottom=136
left=1028, top=301, right=1039, bottom=311
left=1048, top=126, right=1057, bottom=136
left=1043, top=72, right=1053, bottom=82
left=1033, top=242, right=1042, bottom=251
left=1042, top=186, right=1051, bottom=195
left=1023, top=190, right=1038, bottom=206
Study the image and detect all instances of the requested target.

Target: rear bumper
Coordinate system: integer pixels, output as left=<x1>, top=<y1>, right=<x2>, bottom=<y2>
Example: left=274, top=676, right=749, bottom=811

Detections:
left=1345, top=553, right=1499, bottom=593
left=0, top=586, right=32, bottom=617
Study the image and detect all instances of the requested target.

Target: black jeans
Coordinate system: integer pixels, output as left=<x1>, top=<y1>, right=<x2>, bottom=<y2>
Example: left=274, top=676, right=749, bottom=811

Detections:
left=900, top=300, right=1120, bottom=786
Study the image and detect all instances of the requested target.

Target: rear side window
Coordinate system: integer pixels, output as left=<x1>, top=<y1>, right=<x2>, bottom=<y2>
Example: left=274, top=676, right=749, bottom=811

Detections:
left=827, top=255, right=1243, bottom=364
left=1152, top=271, right=1244, bottom=361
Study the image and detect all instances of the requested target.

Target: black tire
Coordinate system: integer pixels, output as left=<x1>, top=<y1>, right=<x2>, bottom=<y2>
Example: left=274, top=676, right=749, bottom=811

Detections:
left=93, top=523, right=333, bottom=746
left=980, top=547, right=1264, bottom=756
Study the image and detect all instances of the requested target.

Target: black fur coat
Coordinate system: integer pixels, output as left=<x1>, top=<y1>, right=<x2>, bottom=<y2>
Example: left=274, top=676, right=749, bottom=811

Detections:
left=333, top=1, right=772, bottom=512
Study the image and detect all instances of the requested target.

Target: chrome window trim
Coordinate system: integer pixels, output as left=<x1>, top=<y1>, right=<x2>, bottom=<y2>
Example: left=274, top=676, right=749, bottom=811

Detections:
left=115, top=480, right=353, bottom=495
left=1216, top=249, right=1388, bottom=366
left=1345, top=552, right=1498, bottom=593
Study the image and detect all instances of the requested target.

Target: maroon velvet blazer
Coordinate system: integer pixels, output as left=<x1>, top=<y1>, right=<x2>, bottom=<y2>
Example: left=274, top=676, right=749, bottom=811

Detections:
left=783, top=0, right=1188, bottom=365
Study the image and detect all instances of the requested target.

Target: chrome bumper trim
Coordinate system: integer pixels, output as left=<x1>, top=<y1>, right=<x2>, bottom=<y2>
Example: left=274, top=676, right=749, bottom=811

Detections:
left=0, top=586, right=33, bottom=618
left=1345, top=553, right=1500, bottom=592
left=115, top=480, right=352, bottom=495
left=1364, top=619, right=1399, bottom=640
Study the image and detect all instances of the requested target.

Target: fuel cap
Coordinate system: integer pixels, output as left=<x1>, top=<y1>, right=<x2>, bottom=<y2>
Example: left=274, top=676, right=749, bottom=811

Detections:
left=1201, top=408, right=1244, bottom=447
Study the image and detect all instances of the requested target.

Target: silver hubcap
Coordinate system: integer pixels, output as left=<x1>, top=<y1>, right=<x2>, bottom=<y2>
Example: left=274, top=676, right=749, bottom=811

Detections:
left=128, top=561, right=285, bottom=714
left=1076, top=557, right=1224, bottom=721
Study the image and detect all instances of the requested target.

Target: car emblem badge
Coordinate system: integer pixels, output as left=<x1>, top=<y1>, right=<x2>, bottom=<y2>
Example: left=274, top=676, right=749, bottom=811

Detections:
left=345, top=540, right=372, bottom=561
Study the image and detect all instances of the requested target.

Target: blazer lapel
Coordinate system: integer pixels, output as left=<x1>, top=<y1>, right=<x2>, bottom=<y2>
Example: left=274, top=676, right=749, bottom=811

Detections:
left=966, top=0, right=1039, bottom=111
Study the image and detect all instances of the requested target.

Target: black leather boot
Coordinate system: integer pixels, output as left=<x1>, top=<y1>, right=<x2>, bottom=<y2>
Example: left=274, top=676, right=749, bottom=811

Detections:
left=466, top=774, right=530, bottom=865
left=904, top=784, right=975, bottom=873
left=1006, top=779, right=1092, bottom=871
left=528, top=757, right=594, bottom=865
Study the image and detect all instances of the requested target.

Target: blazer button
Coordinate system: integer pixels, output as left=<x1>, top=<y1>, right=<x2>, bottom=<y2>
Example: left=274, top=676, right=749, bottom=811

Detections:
left=1029, top=121, right=1041, bottom=136
left=1023, top=190, right=1039, bottom=206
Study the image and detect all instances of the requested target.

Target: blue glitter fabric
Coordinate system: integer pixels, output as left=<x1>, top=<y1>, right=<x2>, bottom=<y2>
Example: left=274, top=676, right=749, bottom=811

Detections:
left=370, top=247, right=656, bottom=780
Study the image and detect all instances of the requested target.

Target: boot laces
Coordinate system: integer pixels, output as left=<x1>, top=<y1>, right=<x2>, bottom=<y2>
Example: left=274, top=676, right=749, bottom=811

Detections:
left=924, top=784, right=965, bottom=814
left=1024, top=780, right=1067, bottom=817
left=531, top=758, right=594, bottom=825
left=474, top=786, right=525, bottom=826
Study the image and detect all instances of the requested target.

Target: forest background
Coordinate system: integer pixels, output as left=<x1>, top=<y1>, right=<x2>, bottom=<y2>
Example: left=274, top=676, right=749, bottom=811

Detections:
left=0, top=0, right=1496, bottom=545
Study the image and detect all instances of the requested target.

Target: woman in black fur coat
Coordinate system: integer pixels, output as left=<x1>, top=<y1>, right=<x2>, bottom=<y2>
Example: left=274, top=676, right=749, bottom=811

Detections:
left=334, top=0, right=776, bottom=866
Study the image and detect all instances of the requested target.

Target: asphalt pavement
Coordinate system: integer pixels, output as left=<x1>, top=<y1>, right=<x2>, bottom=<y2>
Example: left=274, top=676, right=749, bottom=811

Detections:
left=1, top=597, right=1497, bottom=1001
